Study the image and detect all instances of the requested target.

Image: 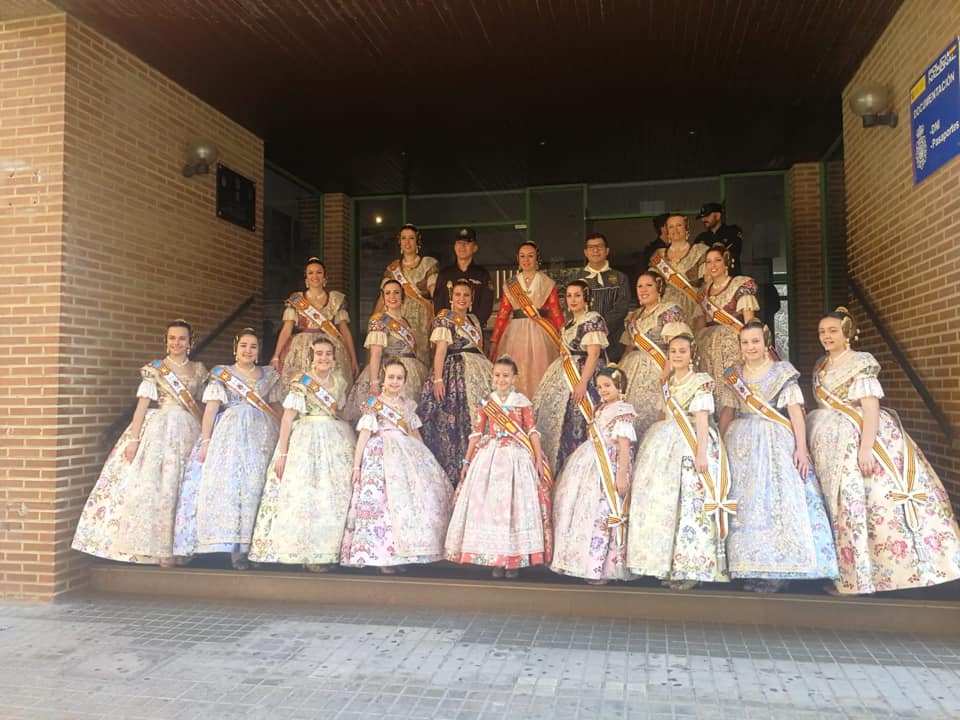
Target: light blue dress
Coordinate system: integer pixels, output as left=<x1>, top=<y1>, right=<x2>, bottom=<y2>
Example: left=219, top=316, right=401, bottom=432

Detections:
left=173, top=366, right=282, bottom=558
left=722, top=361, right=838, bottom=581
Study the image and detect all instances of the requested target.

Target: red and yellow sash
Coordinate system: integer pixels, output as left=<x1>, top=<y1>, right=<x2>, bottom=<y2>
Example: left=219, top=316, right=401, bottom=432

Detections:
left=211, top=365, right=281, bottom=421
left=296, top=373, right=339, bottom=414
left=151, top=359, right=202, bottom=421
left=439, top=310, right=483, bottom=350
left=631, top=322, right=667, bottom=371
left=479, top=395, right=551, bottom=485
left=662, top=378, right=735, bottom=568
left=650, top=252, right=701, bottom=305
left=289, top=292, right=342, bottom=340
left=814, top=362, right=926, bottom=532
left=722, top=366, right=793, bottom=433
left=366, top=396, right=409, bottom=434
left=697, top=283, right=780, bottom=360
left=388, top=260, right=434, bottom=314
left=371, top=313, right=416, bottom=351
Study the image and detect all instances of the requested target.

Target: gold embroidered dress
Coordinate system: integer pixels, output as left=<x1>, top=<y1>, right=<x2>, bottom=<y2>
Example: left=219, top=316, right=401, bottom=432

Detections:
left=381, top=256, right=439, bottom=365
left=278, top=290, right=351, bottom=389
left=806, top=352, right=960, bottom=593
left=249, top=375, right=356, bottom=565
left=618, top=301, right=684, bottom=437
left=654, top=244, right=706, bottom=323
left=72, top=360, right=207, bottom=563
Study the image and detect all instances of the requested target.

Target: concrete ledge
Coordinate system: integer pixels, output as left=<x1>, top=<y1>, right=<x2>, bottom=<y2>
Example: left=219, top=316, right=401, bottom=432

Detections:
left=89, top=564, right=960, bottom=635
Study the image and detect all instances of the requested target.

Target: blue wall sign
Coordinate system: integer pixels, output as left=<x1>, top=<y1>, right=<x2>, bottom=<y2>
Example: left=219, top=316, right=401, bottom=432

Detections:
left=911, top=38, right=960, bottom=185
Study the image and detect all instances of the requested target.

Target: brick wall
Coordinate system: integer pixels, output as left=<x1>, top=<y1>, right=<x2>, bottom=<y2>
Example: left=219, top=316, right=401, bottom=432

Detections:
left=788, top=162, right=823, bottom=399
left=322, top=193, right=352, bottom=294
left=843, top=0, right=960, bottom=501
left=0, top=12, right=265, bottom=600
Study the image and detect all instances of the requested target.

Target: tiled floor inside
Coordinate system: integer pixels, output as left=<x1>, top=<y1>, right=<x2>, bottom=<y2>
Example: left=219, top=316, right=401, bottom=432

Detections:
left=0, top=594, right=958, bottom=719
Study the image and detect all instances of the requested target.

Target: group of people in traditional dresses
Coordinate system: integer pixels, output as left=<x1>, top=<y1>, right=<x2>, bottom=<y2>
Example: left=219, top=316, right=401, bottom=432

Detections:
left=73, top=225, right=960, bottom=596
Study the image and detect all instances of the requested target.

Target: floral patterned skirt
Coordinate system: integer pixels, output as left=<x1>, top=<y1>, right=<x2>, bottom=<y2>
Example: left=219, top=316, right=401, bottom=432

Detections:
left=340, top=430, right=453, bottom=567
left=418, top=352, right=492, bottom=486
left=725, top=416, right=838, bottom=580
left=533, top=355, right=603, bottom=474
left=550, top=439, right=630, bottom=580
left=808, top=407, right=960, bottom=594
left=445, top=440, right=551, bottom=568
left=626, top=420, right=730, bottom=582
left=249, top=416, right=356, bottom=565
left=619, top=349, right=665, bottom=439
left=72, top=407, right=199, bottom=564
left=345, top=355, right=428, bottom=425
left=696, top=324, right=740, bottom=409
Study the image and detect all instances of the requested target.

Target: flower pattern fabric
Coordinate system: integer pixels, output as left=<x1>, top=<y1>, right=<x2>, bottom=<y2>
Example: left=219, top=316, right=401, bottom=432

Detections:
left=277, top=290, right=351, bottom=389
left=381, top=256, right=439, bottom=366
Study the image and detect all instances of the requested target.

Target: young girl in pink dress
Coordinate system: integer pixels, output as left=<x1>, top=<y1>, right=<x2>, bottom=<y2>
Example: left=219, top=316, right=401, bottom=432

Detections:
left=445, top=356, right=553, bottom=579
left=340, top=358, right=453, bottom=573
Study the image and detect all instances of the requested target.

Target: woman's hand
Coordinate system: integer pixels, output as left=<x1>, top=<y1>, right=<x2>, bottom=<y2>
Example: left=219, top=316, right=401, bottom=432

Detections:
left=857, top=444, right=875, bottom=477
left=274, top=455, right=286, bottom=479
left=123, top=439, right=139, bottom=464
left=268, top=357, right=280, bottom=370
left=616, top=472, right=630, bottom=497
left=351, top=360, right=360, bottom=379
left=793, top=447, right=810, bottom=478
left=198, top=442, right=209, bottom=463
left=351, top=467, right=361, bottom=484
left=460, top=465, right=468, bottom=483
left=695, top=448, right=708, bottom=474
left=433, top=379, right=446, bottom=402
left=572, top=379, right=589, bottom=404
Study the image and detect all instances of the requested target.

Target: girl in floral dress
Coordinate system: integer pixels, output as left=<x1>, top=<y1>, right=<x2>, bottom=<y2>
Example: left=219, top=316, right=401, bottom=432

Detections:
left=807, top=307, right=960, bottom=594
left=341, top=358, right=453, bottom=573
left=249, top=337, right=355, bottom=571
left=533, top=280, right=608, bottom=473
left=418, top=280, right=494, bottom=486
left=173, top=328, right=283, bottom=569
left=73, top=320, right=206, bottom=566
left=718, top=321, right=838, bottom=592
left=445, top=356, right=552, bottom=579
left=551, top=366, right=637, bottom=584
left=626, top=323, right=732, bottom=589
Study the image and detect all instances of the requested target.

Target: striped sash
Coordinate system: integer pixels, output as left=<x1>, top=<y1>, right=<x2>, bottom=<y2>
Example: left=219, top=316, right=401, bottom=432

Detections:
left=388, top=260, right=434, bottom=314
left=297, top=373, right=339, bottom=414
left=211, top=366, right=281, bottom=421
left=722, top=366, right=793, bottom=432
left=151, top=359, right=202, bottom=420
left=479, top=396, right=551, bottom=485
left=367, top=396, right=409, bottom=434
left=289, top=292, right=342, bottom=340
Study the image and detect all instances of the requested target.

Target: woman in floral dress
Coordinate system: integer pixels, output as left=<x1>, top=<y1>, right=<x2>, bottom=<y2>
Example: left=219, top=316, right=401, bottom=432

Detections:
left=533, top=280, right=608, bottom=473
left=346, top=279, right=428, bottom=423
left=626, top=323, right=731, bottom=589
left=445, top=356, right=552, bottom=579
left=718, top=321, right=838, bottom=592
left=73, top=320, right=206, bottom=566
left=487, top=241, right=564, bottom=396
left=618, top=271, right=684, bottom=437
left=341, top=358, right=453, bottom=572
left=250, top=337, right=355, bottom=571
left=269, top=257, right=359, bottom=388
left=173, top=328, right=283, bottom=569
left=807, top=307, right=960, bottom=594
left=418, top=280, right=493, bottom=486
left=551, top=366, right=636, bottom=584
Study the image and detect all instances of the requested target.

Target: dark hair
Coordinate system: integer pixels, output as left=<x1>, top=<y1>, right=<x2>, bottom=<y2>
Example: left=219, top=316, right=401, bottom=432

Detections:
left=822, top=306, right=858, bottom=341
left=565, top=279, right=591, bottom=305
left=397, top=223, right=422, bottom=259
left=516, top=241, right=542, bottom=268
left=381, top=278, right=403, bottom=296
left=705, top=242, right=733, bottom=271
left=585, top=232, right=608, bottom=248
left=637, top=271, right=666, bottom=298
left=652, top=213, right=670, bottom=233
left=304, top=257, right=325, bottom=272
left=380, top=356, right=407, bottom=382
left=494, top=354, right=519, bottom=375
left=311, top=335, right=336, bottom=353
left=167, top=319, right=193, bottom=343
left=233, top=326, right=259, bottom=353
left=596, top=365, right=627, bottom=394
left=739, top=319, right=772, bottom=348
left=451, top=279, right=474, bottom=297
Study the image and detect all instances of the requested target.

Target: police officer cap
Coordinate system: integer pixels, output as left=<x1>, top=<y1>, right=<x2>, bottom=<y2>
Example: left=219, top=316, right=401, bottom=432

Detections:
left=696, top=202, right=724, bottom=219
left=454, top=226, right=477, bottom=242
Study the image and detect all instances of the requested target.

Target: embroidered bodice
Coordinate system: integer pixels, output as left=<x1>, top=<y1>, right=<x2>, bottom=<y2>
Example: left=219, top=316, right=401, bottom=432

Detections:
left=813, top=351, right=884, bottom=409
left=562, top=311, right=609, bottom=352
left=137, top=360, right=207, bottom=410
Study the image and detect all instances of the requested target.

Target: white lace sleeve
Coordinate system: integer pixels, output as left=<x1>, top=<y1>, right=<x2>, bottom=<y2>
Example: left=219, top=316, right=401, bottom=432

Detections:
left=611, top=420, right=636, bottom=442
left=408, top=412, right=424, bottom=431
left=430, top=326, right=454, bottom=344
left=281, top=306, right=297, bottom=323
left=849, top=376, right=884, bottom=401
left=282, top=390, right=307, bottom=414
left=579, top=330, right=609, bottom=348
left=356, top=413, right=379, bottom=433
left=689, top=390, right=715, bottom=415
left=136, top=379, right=158, bottom=401
left=364, top=330, right=388, bottom=348
left=736, top=294, right=760, bottom=313
left=202, top=381, right=229, bottom=404
left=776, top=382, right=805, bottom=408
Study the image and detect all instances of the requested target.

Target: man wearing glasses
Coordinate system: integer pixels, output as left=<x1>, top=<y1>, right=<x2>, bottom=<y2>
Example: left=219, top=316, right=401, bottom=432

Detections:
left=576, top=233, right=630, bottom=361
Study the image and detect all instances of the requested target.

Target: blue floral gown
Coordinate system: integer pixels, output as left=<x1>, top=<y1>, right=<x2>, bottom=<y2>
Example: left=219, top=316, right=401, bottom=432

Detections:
left=722, top=361, right=839, bottom=583
left=173, top=366, right=282, bottom=560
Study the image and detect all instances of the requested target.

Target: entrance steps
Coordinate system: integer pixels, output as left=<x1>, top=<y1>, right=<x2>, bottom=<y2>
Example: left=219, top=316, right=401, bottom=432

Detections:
left=88, top=563, right=960, bottom=635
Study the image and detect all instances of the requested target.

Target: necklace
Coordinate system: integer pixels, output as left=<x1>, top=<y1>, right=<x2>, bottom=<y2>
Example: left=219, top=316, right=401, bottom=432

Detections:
left=166, top=354, right=189, bottom=367
left=709, top=276, right=732, bottom=296
left=743, top=358, right=771, bottom=378
left=827, top=348, right=851, bottom=366
left=672, top=369, right=694, bottom=385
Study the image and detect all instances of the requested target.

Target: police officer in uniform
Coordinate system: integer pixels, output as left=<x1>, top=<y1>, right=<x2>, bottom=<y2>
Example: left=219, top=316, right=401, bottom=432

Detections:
left=694, top=202, right=743, bottom=271
left=576, top=232, right=630, bottom=361
left=433, top=226, right=494, bottom=326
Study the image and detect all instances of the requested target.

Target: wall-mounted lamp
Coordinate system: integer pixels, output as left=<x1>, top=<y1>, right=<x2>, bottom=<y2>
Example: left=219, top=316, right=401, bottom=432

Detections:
left=182, top=138, right=219, bottom=177
left=848, top=83, right=898, bottom=128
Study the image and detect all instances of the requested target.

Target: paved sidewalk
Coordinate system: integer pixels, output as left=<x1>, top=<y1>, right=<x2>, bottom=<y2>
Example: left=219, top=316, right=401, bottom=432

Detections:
left=0, top=595, right=958, bottom=719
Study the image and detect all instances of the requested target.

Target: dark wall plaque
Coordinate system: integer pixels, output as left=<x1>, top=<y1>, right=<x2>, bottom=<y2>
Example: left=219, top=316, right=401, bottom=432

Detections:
left=216, top=163, right=257, bottom=231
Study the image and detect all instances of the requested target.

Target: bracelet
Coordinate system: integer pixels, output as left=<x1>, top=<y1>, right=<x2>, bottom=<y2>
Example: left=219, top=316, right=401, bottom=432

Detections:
left=279, top=453, right=288, bottom=457
left=461, top=458, right=471, bottom=467
left=352, top=466, right=361, bottom=471
left=433, top=378, right=443, bottom=384
left=200, top=439, right=210, bottom=444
